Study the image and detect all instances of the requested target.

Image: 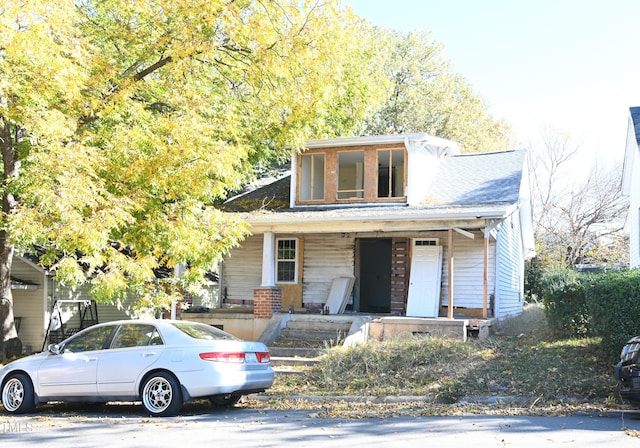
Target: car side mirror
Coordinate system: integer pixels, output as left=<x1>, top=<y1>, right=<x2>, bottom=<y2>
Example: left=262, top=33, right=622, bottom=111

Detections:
left=48, top=344, right=62, bottom=355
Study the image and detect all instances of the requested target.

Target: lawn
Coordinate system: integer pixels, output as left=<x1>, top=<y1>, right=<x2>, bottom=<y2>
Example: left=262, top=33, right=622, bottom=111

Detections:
left=255, top=304, right=625, bottom=417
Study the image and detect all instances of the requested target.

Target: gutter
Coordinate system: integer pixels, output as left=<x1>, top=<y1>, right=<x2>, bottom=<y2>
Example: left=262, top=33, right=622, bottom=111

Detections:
left=240, top=205, right=516, bottom=225
left=304, top=133, right=459, bottom=154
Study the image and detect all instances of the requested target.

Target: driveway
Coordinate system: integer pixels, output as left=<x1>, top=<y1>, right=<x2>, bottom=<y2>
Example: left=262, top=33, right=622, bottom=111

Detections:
left=1, top=402, right=639, bottom=447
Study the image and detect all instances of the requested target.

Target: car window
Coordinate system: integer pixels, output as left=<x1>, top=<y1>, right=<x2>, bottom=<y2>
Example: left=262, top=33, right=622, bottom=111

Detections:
left=111, top=324, right=163, bottom=349
left=171, top=322, right=237, bottom=341
left=63, top=325, right=114, bottom=353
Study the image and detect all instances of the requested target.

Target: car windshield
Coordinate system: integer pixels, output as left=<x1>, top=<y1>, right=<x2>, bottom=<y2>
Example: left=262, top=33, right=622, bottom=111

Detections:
left=171, top=322, right=238, bottom=341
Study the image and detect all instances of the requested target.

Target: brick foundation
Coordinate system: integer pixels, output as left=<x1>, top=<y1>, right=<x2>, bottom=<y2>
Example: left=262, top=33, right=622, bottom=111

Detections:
left=253, top=287, right=282, bottom=319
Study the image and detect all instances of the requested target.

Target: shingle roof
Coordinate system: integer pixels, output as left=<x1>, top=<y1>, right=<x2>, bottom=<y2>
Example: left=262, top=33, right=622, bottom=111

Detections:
left=429, top=150, right=525, bottom=207
left=222, top=175, right=291, bottom=212
left=222, top=150, right=526, bottom=213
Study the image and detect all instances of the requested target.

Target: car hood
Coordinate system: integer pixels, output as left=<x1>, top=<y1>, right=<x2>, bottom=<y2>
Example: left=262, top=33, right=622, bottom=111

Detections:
left=0, top=351, right=49, bottom=376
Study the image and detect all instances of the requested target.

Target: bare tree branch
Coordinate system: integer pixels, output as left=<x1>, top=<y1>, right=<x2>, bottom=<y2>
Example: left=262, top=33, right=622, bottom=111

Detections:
left=530, top=129, right=628, bottom=268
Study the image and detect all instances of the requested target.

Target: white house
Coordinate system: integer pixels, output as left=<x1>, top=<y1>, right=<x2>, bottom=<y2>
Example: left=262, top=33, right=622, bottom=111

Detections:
left=623, top=107, right=640, bottom=268
left=220, top=133, right=535, bottom=323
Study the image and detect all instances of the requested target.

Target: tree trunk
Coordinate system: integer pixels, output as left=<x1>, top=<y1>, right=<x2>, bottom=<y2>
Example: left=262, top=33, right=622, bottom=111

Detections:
left=0, top=234, right=19, bottom=362
left=0, top=119, right=21, bottom=361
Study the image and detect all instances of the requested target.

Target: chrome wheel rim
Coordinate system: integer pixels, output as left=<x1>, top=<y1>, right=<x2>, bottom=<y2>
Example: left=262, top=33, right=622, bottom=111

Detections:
left=2, top=378, right=24, bottom=412
left=142, top=377, right=173, bottom=414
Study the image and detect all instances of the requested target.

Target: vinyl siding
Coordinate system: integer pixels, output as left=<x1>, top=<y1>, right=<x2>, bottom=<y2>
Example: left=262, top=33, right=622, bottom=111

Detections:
left=301, top=234, right=355, bottom=305
left=495, top=212, right=525, bottom=319
left=440, top=231, right=496, bottom=309
left=629, top=143, right=640, bottom=268
left=222, top=235, right=263, bottom=303
left=11, top=258, right=46, bottom=353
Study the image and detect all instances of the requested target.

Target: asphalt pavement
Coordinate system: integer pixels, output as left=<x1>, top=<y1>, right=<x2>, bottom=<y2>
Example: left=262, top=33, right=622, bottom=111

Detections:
left=1, top=403, right=639, bottom=447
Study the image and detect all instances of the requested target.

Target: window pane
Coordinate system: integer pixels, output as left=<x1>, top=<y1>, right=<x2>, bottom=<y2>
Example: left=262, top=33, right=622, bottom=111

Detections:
left=172, top=322, right=237, bottom=340
left=277, top=260, right=296, bottom=282
left=300, top=153, right=324, bottom=200
left=277, top=239, right=296, bottom=259
left=378, top=149, right=405, bottom=198
left=276, top=239, right=297, bottom=283
left=63, top=325, right=114, bottom=353
left=337, top=151, right=364, bottom=199
left=111, top=324, right=160, bottom=349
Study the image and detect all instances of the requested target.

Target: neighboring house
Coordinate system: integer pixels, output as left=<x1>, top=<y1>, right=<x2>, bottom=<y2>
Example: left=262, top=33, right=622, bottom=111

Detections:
left=10, top=256, right=218, bottom=353
left=623, top=107, right=640, bottom=268
left=221, top=133, right=535, bottom=322
left=10, top=256, right=133, bottom=354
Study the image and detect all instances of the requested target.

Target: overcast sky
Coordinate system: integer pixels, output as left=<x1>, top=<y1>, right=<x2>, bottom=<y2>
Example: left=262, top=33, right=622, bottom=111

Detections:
left=349, top=0, right=640, bottom=168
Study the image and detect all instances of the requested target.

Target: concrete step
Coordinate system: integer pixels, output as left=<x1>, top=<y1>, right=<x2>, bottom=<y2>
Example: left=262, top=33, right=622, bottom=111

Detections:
left=268, top=346, right=327, bottom=358
left=284, top=321, right=352, bottom=331
left=273, top=367, right=307, bottom=376
left=278, top=328, right=348, bottom=340
left=270, top=356, right=321, bottom=367
left=270, top=338, right=341, bottom=349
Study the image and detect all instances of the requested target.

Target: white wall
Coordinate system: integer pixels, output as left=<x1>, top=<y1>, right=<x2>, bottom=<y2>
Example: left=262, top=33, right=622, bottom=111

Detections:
left=495, top=212, right=525, bottom=319
left=11, top=258, right=47, bottom=352
left=301, top=234, right=355, bottom=305
left=440, top=231, right=496, bottom=310
left=222, top=234, right=262, bottom=304
left=628, top=140, right=640, bottom=268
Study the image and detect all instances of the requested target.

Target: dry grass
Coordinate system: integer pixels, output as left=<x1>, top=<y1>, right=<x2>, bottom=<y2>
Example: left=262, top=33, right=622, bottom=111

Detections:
left=265, top=303, right=620, bottom=415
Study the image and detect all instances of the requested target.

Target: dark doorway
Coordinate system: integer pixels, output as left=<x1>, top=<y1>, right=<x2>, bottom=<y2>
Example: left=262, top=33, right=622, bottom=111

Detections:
left=358, top=238, right=392, bottom=313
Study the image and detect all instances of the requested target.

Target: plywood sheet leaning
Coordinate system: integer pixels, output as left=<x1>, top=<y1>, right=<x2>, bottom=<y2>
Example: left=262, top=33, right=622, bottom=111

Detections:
left=325, top=276, right=355, bottom=314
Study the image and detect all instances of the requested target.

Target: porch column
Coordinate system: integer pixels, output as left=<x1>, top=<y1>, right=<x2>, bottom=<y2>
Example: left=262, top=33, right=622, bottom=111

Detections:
left=447, top=229, right=454, bottom=319
left=483, top=230, right=489, bottom=318
left=253, top=286, right=282, bottom=319
left=261, top=232, right=276, bottom=287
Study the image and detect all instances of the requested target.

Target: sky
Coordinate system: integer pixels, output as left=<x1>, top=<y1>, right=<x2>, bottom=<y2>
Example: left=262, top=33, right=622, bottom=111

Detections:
left=348, top=0, right=640, bottom=169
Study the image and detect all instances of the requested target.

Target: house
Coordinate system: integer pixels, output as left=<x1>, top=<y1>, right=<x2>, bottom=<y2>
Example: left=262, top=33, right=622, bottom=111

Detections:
left=623, top=107, right=640, bottom=268
left=219, top=133, right=535, bottom=337
left=9, top=256, right=134, bottom=354
left=10, top=255, right=218, bottom=353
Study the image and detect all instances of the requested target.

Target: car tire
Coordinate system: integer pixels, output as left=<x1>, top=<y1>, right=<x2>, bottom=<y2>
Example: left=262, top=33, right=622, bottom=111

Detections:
left=210, top=393, right=242, bottom=407
left=140, top=372, right=183, bottom=417
left=1, top=373, right=35, bottom=414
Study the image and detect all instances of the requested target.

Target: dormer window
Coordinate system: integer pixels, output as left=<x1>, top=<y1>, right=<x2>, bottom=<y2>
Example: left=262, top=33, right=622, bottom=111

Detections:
left=296, top=144, right=407, bottom=205
left=377, top=149, right=405, bottom=198
left=300, top=153, right=325, bottom=201
left=337, top=151, right=364, bottom=199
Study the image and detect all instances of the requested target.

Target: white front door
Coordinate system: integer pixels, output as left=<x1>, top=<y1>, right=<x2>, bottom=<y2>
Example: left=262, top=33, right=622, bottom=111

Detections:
left=406, top=241, right=443, bottom=317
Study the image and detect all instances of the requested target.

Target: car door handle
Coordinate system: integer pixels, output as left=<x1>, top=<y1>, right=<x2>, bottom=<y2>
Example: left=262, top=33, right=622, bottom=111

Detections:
left=141, top=352, right=157, bottom=358
left=85, top=357, right=98, bottom=362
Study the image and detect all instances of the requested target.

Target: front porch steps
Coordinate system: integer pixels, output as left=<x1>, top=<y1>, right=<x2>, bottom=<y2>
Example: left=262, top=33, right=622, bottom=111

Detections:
left=268, top=314, right=357, bottom=375
left=269, top=315, right=354, bottom=350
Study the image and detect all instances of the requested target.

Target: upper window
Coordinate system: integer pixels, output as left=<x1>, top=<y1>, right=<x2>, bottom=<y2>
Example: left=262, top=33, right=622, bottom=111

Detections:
left=377, top=149, right=405, bottom=198
left=276, top=238, right=298, bottom=283
left=337, top=151, right=364, bottom=199
left=300, top=153, right=325, bottom=201
left=296, top=146, right=407, bottom=205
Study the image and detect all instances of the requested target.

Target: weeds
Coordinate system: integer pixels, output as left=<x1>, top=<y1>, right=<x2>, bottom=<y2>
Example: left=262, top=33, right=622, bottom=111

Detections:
left=267, top=304, right=618, bottom=410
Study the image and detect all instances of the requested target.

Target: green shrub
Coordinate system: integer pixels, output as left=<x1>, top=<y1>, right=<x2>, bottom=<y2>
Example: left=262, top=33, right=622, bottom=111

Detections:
left=586, top=269, right=640, bottom=361
left=541, top=268, right=591, bottom=338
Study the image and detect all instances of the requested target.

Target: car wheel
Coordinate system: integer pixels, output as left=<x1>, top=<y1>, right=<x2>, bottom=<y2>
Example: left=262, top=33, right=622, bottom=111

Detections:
left=210, top=393, right=242, bottom=407
left=140, top=372, right=183, bottom=417
left=1, top=373, right=35, bottom=414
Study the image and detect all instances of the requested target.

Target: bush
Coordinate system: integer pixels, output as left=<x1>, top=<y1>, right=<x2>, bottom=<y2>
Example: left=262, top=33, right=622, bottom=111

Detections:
left=586, top=269, right=640, bottom=361
left=541, top=268, right=591, bottom=338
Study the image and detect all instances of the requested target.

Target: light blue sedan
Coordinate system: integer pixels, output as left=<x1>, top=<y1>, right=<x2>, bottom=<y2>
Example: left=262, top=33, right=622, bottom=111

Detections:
left=0, top=320, right=274, bottom=416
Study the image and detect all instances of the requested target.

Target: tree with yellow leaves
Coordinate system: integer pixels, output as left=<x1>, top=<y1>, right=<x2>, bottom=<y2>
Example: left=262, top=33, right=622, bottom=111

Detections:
left=0, top=0, right=386, bottom=359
